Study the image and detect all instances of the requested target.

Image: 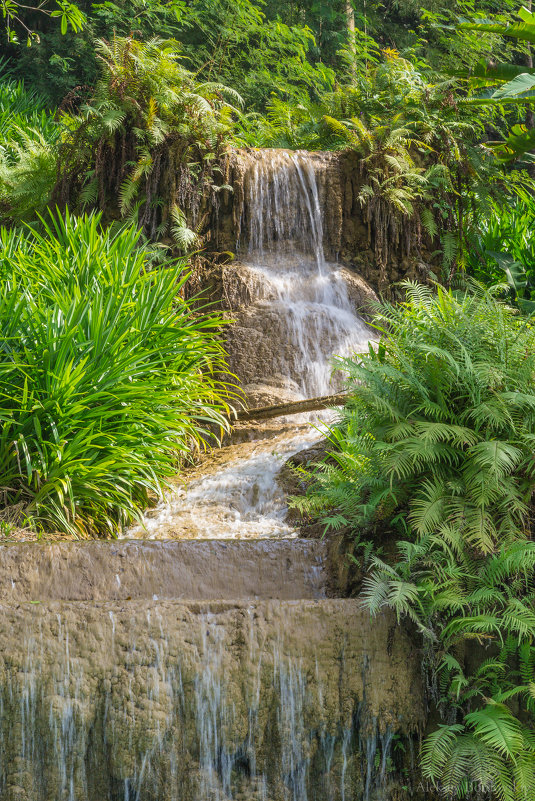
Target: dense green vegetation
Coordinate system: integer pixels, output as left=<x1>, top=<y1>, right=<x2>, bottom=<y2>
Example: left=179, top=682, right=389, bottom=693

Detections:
left=298, top=283, right=535, bottom=553
left=55, top=35, right=241, bottom=242
left=466, top=185, right=535, bottom=312
left=2, top=1, right=535, bottom=797
left=0, top=61, right=60, bottom=222
left=1, top=0, right=525, bottom=106
left=296, top=285, right=535, bottom=797
left=0, top=213, right=231, bottom=536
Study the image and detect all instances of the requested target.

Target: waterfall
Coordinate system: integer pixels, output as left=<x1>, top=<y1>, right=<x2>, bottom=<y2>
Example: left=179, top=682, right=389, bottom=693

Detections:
left=243, top=151, right=326, bottom=267
left=129, top=150, right=375, bottom=541
left=0, top=595, right=422, bottom=801
left=0, top=150, right=423, bottom=801
left=228, top=149, right=373, bottom=403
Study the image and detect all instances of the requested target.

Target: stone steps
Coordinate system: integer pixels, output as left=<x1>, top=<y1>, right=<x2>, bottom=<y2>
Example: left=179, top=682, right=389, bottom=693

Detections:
left=0, top=538, right=335, bottom=602
left=0, top=596, right=425, bottom=801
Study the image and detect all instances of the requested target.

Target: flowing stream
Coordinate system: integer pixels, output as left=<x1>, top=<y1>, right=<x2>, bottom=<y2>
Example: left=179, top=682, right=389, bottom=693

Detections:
left=0, top=150, right=424, bottom=801
left=130, top=150, right=372, bottom=541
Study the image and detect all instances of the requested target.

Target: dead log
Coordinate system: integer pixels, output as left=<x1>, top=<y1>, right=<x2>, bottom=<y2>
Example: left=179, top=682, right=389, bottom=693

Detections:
left=235, top=392, right=349, bottom=422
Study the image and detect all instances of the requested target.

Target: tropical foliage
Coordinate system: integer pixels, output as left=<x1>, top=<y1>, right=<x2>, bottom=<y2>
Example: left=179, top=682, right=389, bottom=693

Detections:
left=51, top=35, right=242, bottom=249
left=295, top=282, right=535, bottom=553
left=457, top=5, right=535, bottom=162
left=5, top=0, right=521, bottom=108
left=294, top=283, right=535, bottom=798
left=0, top=211, right=232, bottom=536
left=0, top=61, right=60, bottom=222
left=365, top=536, right=535, bottom=800
left=465, top=183, right=535, bottom=312
left=1, top=0, right=85, bottom=46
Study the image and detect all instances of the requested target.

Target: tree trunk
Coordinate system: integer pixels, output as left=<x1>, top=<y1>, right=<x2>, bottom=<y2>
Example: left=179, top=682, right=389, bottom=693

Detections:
left=345, top=0, right=356, bottom=77
left=346, top=0, right=355, bottom=38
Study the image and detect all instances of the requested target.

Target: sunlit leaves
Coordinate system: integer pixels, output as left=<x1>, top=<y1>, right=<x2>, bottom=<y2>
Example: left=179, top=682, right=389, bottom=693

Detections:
left=0, top=211, right=234, bottom=536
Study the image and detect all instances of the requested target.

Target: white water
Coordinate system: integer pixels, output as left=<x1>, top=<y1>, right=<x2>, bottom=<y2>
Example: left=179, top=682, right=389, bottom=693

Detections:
left=129, top=424, right=321, bottom=540
left=129, top=150, right=372, bottom=541
left=237, top=150, right=371, bottom=398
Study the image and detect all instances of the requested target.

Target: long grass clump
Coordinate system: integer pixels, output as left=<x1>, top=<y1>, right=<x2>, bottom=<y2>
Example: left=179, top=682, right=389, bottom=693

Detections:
left=0, top=210, right=233, bottom=537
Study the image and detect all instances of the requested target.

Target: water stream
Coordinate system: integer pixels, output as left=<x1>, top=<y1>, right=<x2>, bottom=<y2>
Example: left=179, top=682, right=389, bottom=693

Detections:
left=130, top=150, right=372, bottom=541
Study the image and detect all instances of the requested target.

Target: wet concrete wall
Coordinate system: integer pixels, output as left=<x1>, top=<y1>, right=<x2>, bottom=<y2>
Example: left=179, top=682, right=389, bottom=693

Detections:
left=0, top=540, right=333, bottom=603
left=0, top=598, right=425, bottom=801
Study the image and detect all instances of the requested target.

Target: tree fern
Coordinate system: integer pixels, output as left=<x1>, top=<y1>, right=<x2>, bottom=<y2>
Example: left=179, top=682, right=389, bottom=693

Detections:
left=58, top=35, right=243, bottom=240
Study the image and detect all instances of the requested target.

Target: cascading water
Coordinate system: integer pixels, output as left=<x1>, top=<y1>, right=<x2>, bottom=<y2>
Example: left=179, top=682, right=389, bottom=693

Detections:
left=129, top=150, right=374, bottom=541
left=233, top=149, right=372, bottom=400
left=0, top=150, right=425, bottom=801
left=0, top=598, right=422, bottom=801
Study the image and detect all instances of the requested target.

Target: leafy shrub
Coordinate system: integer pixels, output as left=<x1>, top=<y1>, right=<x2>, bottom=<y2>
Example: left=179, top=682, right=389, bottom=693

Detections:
left=0, top=62, right=60, bottom=222
left=0, top=210, right=232, bottom=537
left=301, top=281, right=535, bottom=554
left=365, top=536, right=535, bottom=800
left=296, top=281, right=535, bottom=799
left=465, top=184, right=535, bottom=314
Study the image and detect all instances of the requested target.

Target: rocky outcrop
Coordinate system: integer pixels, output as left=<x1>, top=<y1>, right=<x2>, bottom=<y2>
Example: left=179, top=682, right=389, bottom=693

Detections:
left=210, top=148, right=435, bottom=299
left=195, top=260, right=378, bottom=407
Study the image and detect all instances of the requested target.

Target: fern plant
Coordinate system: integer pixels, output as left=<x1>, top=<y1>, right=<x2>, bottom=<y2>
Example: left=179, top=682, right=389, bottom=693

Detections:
left=0, top=127, right=58, bottom=222
left=364, top=535, right=535, bottom=800
left=296, top=281, right=535, bottom=798
left=55, top=35, right=242, bottom=244
left=323, top=113, right=451, bottom=274
left=0, top=62, right=60, bottom=223
left=301, top=281, right=535, bottom=554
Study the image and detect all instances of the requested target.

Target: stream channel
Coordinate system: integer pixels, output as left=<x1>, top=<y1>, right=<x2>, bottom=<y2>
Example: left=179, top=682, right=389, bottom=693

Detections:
left=0, top=151, right=425, bottom=801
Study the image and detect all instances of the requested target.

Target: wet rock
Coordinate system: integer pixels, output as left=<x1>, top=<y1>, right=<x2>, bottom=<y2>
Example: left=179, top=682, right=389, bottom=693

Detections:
left=338, top=266, right=379, bottom=319
left=0, top=539, right=334, bottom=602
left=241, top=380, right=303, bottom=408
left=0, top=599, right=425, bottom=800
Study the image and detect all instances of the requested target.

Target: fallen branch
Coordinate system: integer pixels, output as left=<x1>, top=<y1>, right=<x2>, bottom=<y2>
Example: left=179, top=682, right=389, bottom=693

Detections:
left=235, top=392, right=349, bottom=421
